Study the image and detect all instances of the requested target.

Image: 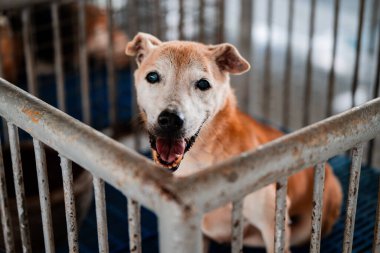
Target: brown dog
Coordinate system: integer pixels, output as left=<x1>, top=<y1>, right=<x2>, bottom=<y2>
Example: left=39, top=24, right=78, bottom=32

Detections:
left=126, top=32, right=342, bottom=252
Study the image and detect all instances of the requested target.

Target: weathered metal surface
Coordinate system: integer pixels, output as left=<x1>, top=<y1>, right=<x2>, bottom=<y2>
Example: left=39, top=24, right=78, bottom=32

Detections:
left=93, top=177, right=109, bottom=253
left=309, top=162, right=326, bottom=253
left=51, top=2, right=66, bottom=112
left=7, top=123, right=32, bottom=253
left=0, top=132, right=15, bottom=253
left=231, top=199, right=244, bottom=253
left=78, top=0, right=91, bottom=125
left=177, top=98, right=380, bottom=212
left=275, top=178, right=288, bottom=253
left=372, top=176, right=380, bottom=253
left=343, top=143, right=364, bottom=253
left=33, top=139, right=55, bottom=253
left=60, top=156, right=79, bottom=253
left=128, top=198, right=141, bottom=253
left=22, top=8, right=37, bottom=96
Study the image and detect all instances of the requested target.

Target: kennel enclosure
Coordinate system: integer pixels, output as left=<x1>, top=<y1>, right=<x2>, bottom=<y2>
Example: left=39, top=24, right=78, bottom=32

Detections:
left=0, top=0, right=380, bottom=252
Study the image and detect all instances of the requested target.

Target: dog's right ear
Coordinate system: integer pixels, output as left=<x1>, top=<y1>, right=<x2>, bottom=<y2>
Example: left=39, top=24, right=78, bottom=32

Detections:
left=125, top=32, right=162, bottom=66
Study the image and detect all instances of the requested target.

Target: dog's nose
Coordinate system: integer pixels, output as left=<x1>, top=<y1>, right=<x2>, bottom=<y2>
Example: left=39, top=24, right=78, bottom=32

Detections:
left=158, top=110, right=184, bottom=131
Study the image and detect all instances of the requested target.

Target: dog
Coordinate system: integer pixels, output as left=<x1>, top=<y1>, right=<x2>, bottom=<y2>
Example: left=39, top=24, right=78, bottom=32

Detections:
left=126, top=32, right=343, bottom=252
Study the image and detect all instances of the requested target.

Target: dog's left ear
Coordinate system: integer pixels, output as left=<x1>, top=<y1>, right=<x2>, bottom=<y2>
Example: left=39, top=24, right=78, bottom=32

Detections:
left=125, top=32, right=162, bottom=65
left=209, top=43, right=250, bottom=75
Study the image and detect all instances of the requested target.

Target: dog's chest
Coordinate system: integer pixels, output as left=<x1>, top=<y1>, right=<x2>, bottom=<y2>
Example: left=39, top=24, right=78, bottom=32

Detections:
left=175, top=147, right=217, bottom=176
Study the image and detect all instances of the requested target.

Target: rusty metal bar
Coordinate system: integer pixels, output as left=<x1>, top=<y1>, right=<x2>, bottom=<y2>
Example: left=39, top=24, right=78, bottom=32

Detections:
left=22, top=8, right=37, bottom=96
left=351, top=0, right=366, bottom=108
left=231, top=199, right=243, bottom=253
left=128, top=198, right=141, bottom=253
left=78, top=0, right=91, bottom=125
left=60, top=155, right=79, bottom=253
left=282, top=0, right=295, bottom=128
left=0, top=131, right=15, bottom=253
left=177, top=98, right=380, bottom=212
left=372, top=176, right=380, bottom=252
left=51, top=2, right=66, bottom=112
left=8, top=123, right=32, bottom=253
left=309, top=162, right=326, bottom=253
left=106, top=0, right=117, bottom=127
left=94, top=177, right=109, bottom=253
left=198, top=0, right=205, bottom=42
left=263, top=0, right=273, bottom=118
left=302, top=0, right=316, bottom=126
left=33, top=139, right=55, bottom=253
left=178, top=0, right=185, bottom=40
left=342, top=143, right=364, bottom=253
left=326, top=0, right=341, bottom=117
left=275, top=178, right=288, bottom=253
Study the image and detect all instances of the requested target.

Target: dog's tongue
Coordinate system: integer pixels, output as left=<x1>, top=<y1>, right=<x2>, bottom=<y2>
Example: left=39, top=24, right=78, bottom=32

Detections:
left=156, top=138, right=186, bottom=164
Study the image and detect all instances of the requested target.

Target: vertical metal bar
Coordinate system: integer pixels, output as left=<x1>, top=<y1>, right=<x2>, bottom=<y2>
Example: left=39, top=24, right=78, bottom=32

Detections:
left=240, top=0, right=253, bottom=113
left=78, top=0, right=91, bottom=125
left=367, top=21, right=380, bottom=167
left=342, top=143, right=364, bottom=253
left=1, top=119, right=9, bottom=146
left=22, top=8, right=37, bottom=96
left=0, top=132, right=15, bottom=253
left=60, top=156, right=79, bottom=253
left=93, top=177, right=109, bottom=253
left=128, top=198, right=141, bottom=253
left=178, top=0, right=185, bottom=40
left=302, top=0, right=316, bottom=126
left=263, top=0, right=273, bottom=119
left=231, top=199, right=243, bottom=253
left=274, top=178, right=288, bottom=253
left=282, top=0, right=295, bottom=128
left=372, top=176, right=380, bottom=253
left=33, top=139, right=55, bottom=253
left=368, top=0, right=379, bottom=53
left=326, top=0, right=341, bottom=117
left=351, top=0, right=366, bottom=109
left=8, top=123, right=32, bottom=253
left=0, top=26, right=3, bottom=78
left=154, top=0, right=162, bottom=38
left=216, top=0, right=225, bottom=43
left=198, top=0, right=205, bottom=42
left=51, top=2, right=66, bottom=112
left=309, top=162, right=326, bottom=253
left=106, top=0, right=117, bottom=127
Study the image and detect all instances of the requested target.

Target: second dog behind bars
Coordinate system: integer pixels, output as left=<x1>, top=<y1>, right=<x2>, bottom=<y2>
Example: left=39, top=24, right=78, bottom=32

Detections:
left=126, top=32, right=342, bottom=253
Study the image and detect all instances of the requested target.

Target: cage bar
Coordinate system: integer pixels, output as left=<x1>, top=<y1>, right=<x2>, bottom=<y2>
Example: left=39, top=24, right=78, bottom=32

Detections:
left=326, top=0, right=341, bottom=117
left=33, top=139, right=55, bottom=253
left=342, top=143, right=364, bottom=253
left=0, top=131, right=15, bottom=253
left=128, top=198, right=142, bottom=253
left=262, top=0, right=273, bottom=119
left=178, top=0, right=185, bottom=40
left=231, top=199, right=244, bottom=253
left=154, top=0, right=162, bottom=38
left=93, top=177, right=109, bottom=253
left=78, top=0, right=91, bottom=125
left=302, top=0, right=316, bottom=126
left=22, top=8, right=37, bottom=96
left=106, top=0, right=117, bottom=127
left=60, top=156, right=79, bottom=253
left=309, top=162, right=326, bottom=253
left=8, top=123, right=32, bottom=253
left=198, top=0, right=205, bottom=42
left=51, top=2, right=66, bottom=112
left=282, top=0, right=294, bottom=128
left=350, top=0, right=366, bottom=108
left=373, top=176, right=380, bottom=252
left=216, top=0, right=225, bottom=43
left=274, top=178, right=288, bottom=253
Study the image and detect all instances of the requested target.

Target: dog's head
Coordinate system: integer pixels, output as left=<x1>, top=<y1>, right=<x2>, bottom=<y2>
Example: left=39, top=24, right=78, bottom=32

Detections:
left=126, top=32, right=250, bottom=171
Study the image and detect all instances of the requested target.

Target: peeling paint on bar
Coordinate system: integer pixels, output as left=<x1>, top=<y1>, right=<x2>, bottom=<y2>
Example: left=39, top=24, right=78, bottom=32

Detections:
left=94, top=177, right=109, bottom=253
left=128, top=198, right=141, bottom=253
left=231, top=199, right=244, bottom=253
left=275, top=178, right=288, bottom=253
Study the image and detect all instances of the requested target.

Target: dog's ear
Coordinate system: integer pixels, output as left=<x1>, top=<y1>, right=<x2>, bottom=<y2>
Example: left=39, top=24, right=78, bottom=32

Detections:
left=125, top=32, right=162, bottom=65
left=209, top=43, right=250, bottom=74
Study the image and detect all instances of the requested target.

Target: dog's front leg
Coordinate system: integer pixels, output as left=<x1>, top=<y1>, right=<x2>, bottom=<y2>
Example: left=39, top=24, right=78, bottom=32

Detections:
left=243, top=185, right=291, bottom=253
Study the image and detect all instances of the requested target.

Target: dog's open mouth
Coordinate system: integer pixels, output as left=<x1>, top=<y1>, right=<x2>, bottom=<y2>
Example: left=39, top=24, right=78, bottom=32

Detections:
left=149, top=135, right=197, bottom=172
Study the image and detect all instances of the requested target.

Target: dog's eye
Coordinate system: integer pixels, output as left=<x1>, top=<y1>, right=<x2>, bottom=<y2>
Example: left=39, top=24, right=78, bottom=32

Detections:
left=146, top=72, right=160, bottom=83
left=196, top=79, right=211, bottom=91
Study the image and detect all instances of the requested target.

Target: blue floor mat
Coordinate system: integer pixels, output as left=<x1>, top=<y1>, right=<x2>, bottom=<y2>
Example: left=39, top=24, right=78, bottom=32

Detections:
left=54, top=156, right=379, bottom=253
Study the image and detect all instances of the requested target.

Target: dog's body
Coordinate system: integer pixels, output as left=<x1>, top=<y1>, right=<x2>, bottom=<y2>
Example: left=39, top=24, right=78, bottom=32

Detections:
left=126, top=33, right=342, bottom=252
